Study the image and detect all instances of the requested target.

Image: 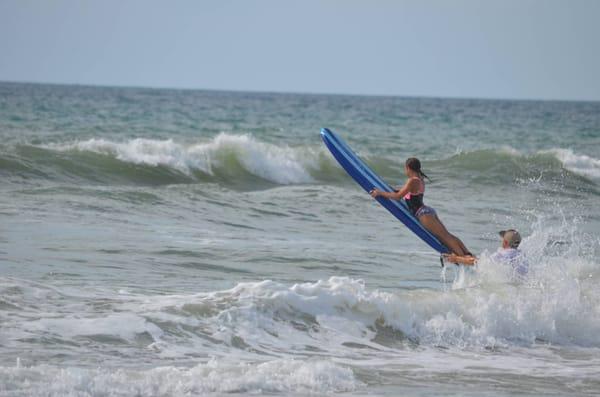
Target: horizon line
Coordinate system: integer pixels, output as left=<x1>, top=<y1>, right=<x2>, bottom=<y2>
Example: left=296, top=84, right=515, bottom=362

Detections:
left=1, top=79, right=599, bottom=104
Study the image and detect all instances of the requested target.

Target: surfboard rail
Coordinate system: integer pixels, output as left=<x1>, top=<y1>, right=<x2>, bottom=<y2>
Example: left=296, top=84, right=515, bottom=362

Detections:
left=320, top=128, right=449, bottom=254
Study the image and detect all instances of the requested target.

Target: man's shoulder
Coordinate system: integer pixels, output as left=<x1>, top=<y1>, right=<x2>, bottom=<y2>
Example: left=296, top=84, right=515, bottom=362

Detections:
left=491, top=248, right=514, bottom=259
left=491, top=248, right=526, bottom=263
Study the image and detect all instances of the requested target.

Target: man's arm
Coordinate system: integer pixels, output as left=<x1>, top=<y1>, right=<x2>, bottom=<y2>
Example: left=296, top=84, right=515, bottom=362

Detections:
left=443, top=253, right=477, bottom=266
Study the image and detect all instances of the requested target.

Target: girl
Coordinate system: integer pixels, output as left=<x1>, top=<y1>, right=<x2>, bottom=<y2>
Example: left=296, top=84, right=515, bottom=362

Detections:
left=370, top=157, right=472, bottom=256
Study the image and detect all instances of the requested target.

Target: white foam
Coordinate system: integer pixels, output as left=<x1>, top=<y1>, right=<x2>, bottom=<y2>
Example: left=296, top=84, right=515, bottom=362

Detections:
left=3, top=212, right=599, bottom=389
left=25, top=313, right=163, bottom=342
left=167, top=257, right=600, bottom=351
left=0, top=359, right=360, bottom=396
left=5, top=233, right=600, bottom=362
left=192, top=133, right=317, bottom=184
left=43, top=133, right=322, bottom=184
left=543, top=148, right=600, bottom=180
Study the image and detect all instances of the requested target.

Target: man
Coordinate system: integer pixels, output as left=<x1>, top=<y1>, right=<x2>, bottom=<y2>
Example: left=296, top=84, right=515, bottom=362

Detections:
left=443, top=229, right=528, bottom=280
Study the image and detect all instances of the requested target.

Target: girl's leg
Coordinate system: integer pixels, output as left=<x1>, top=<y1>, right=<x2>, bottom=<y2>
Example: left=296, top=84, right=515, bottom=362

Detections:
left=418, top=214, right=470, bottom=256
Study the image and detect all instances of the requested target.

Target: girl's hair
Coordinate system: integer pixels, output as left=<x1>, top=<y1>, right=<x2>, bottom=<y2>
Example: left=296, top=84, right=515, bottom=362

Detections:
left=405, top=157, right=431, bottom=181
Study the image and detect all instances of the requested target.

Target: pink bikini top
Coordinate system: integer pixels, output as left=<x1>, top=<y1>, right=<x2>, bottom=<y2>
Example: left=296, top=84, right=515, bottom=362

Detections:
left=404, top=177, right=425, bottom=214
left=403, top=177, right=425, bottom=200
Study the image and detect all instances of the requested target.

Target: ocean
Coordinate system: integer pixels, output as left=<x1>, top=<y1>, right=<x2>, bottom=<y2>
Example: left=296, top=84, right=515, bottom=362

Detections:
left=1, top=81, right=599, bottom=396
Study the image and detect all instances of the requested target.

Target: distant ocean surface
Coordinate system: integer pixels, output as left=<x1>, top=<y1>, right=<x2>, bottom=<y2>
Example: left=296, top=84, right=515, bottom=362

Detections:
left=1, top=82, right=599, bottom=396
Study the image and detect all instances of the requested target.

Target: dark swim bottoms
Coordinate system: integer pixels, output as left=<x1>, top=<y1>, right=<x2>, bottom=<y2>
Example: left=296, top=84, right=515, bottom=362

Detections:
left=415, top=205, right=436, bottom=217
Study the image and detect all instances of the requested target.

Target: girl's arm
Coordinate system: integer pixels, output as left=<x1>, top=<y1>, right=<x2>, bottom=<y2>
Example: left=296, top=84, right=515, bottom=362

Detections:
left=370, top=179, right=419, bottom=200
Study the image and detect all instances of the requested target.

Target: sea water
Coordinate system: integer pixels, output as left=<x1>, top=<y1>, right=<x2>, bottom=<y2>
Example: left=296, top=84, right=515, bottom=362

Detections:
left=1, top=82, right=599, bottom=396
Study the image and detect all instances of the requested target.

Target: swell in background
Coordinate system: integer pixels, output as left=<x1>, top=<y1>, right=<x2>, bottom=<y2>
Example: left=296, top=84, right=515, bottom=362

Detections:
left=1, top=82, right=600, bottom=396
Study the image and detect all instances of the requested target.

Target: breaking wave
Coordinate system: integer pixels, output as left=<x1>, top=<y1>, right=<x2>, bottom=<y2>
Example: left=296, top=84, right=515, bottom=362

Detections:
left=1, top=134, right=599, bottom=189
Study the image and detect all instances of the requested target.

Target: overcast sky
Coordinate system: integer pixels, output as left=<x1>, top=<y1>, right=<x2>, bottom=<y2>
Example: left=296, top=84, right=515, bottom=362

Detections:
left=1, top=0, right=599, bottom=100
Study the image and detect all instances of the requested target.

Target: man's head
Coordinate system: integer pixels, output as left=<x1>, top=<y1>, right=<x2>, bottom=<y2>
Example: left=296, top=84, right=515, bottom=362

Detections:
left=499, top=229, right=521, bottom=249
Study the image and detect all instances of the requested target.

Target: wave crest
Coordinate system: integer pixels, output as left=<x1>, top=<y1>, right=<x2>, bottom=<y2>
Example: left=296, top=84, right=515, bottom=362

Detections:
left=43, top=133, right=321, bottom=185
left=2, top=135, right=599, bottom=188
left=435, top=146, right=600, bottom=186
left=543, top=148, right=600, bottom=180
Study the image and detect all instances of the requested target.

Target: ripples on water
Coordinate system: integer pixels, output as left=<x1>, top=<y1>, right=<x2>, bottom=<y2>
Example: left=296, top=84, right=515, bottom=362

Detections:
left=1, top=82, right=600, bottom=396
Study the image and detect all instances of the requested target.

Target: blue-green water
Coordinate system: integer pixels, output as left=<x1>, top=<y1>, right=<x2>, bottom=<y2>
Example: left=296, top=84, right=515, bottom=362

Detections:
left=1, top=82, right=600, bottom=396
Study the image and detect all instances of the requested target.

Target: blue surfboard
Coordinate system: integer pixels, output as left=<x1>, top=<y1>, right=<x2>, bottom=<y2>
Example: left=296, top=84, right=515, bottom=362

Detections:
left=321, top=128, right=449, bottom=254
